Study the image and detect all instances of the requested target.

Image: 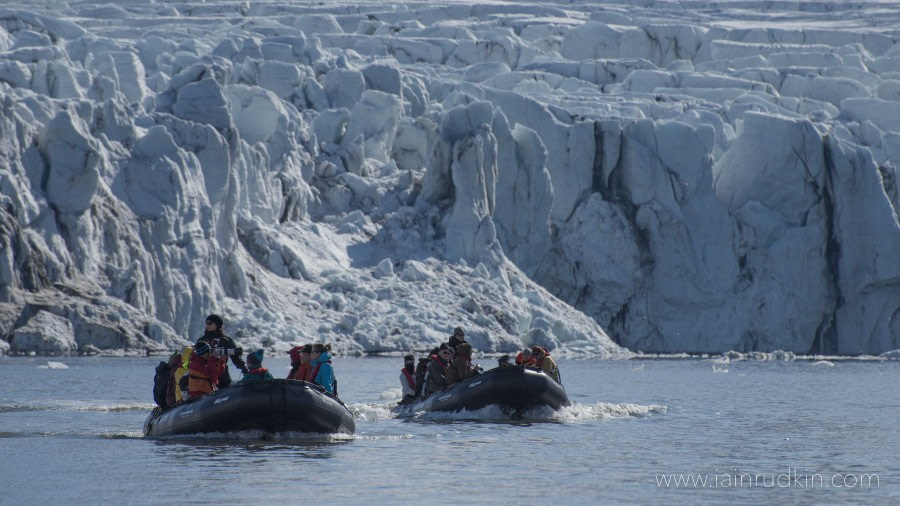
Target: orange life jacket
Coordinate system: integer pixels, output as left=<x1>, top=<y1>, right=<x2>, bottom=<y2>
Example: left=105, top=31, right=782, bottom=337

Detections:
left=187, top=353, right=224, bottom=398
left=515, top=352, right=536, bottom=367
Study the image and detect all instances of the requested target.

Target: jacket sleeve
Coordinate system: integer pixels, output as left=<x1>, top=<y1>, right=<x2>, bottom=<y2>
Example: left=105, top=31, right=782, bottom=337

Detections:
left=221, top=335, right=248, bottom=372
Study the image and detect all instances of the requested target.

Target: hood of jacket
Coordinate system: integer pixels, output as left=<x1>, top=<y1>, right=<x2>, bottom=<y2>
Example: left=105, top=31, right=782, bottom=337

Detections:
left=311, top=351, right=333, bottom=366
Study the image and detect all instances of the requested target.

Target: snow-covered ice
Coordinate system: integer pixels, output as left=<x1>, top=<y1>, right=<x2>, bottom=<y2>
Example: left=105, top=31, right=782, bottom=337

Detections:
left=0, top=0, right=898, bottom=357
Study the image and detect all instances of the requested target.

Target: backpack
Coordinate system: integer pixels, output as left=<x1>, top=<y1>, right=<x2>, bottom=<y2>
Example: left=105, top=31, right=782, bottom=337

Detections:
left=414, top=359, right=428, bottom=397
left=152, top=360, right=172, bottom=409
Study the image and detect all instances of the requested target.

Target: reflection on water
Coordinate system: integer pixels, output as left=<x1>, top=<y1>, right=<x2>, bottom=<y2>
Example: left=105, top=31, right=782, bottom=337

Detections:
left=152, top=433, right=354, bottom=461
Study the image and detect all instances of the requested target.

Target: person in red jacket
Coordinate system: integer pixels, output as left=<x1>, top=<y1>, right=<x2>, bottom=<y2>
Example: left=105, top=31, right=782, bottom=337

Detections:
left=287, top=344, right=312, bottom=381
left=187, top=342, right=227, bottom=399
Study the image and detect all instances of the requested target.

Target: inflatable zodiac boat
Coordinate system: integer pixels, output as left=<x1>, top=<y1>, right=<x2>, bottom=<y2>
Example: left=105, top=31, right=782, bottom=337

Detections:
left=144, top=379, right=355, bottom=437
left=394, top=366, right=569, bottom=417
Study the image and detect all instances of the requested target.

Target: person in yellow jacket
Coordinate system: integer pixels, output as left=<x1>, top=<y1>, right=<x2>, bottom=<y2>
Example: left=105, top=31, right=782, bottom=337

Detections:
left=172, top=346, right=193, bottom=402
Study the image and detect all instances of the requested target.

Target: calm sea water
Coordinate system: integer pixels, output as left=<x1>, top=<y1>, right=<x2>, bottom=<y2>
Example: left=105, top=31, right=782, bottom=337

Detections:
left=0, top=355, right=897, bottom=504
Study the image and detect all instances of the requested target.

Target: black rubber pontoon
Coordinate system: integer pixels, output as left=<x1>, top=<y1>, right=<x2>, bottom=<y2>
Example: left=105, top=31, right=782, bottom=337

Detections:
left=143, top=379, right=355, bottom=437
left=394, top=366, right=569, bottom=416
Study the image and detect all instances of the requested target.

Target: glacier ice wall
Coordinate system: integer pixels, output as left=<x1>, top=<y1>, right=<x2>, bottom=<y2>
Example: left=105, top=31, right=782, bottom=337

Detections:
left=0, top=0, right=898, bottom=356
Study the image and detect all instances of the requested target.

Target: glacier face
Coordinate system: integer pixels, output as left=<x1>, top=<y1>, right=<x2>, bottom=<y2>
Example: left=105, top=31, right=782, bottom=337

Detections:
left=0, top=0, right=898, bottom=356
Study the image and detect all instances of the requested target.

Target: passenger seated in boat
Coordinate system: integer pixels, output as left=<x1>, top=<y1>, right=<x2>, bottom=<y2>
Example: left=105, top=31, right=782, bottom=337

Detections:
left=399, top=354, right=417, bottom=404
left=515, top=347, right=536, bottom=367
left=171, top=346, right=193, bottom=404
left=445, top=343, right=482, bottom=386
left=236, top=349, right=274, bottom=385
left=287, top=344, right=312, bottom=380
left=532, top=346, right=560, bottom=383
left=497, top=355, right=512, bottom=368
left=187, top=342, right=227, bottom=399
left=424, top=345, right=453, bottom=396
left=308, top=343, right=337, bottom=395
left=448, top=326, right=467, bottom=355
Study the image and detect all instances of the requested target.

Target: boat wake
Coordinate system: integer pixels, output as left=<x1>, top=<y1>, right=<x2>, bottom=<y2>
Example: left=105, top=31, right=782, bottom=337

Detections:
left=348, top=402, right=397, bottom=422
left=550, top=402, right=667, bottom=423
left=376, top=401, right=667, bottom=424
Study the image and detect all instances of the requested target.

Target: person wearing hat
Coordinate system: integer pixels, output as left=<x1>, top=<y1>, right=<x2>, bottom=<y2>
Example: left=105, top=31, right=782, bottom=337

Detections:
left=399, top=354, right=417, bottom=404
left=236, top=349, right=274, bottom=385
left=307, top=343, right=338, bottom=395
left=497, top=355, right=512, bottom=368
left=287, top=344, right=313, bottom=381
left=515, top=347, right=536, bottom=367
left=531, top=346, right=560, bottom=383
left=195, top=313, right=248, bottom=388
left=186, top=341, right=227, bottom=399
left=448, top=326, right=467, bottom=354
left=445, top=342, right=482, bottom=386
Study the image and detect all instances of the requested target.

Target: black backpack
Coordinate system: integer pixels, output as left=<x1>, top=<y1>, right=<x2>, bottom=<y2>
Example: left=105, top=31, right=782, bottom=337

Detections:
left=152, top=360, right=172, bottom=409
left=414, top=359, right=428, bottom=397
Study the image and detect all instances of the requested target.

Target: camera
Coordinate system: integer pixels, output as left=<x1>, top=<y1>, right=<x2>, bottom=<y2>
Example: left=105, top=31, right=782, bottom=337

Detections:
left=215, top=347, right=242, bottom=357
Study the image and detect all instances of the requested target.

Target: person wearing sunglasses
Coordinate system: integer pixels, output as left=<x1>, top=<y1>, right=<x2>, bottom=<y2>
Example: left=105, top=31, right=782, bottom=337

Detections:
left=448, top=326, right=466, bottom=355
left=195, top=313, right=248, bottom=388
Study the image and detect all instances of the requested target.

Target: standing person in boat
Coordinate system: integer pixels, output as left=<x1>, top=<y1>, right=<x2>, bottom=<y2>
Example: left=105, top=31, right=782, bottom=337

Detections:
left=424, top=344, right=453, bottom=396
left=187, top=342, right=227, bottom=399
left=399, top=354, right=417, bottom=404
left=515, top=347, right=536, bottom=367
left=196, top=314, right=247, bottom=388
left=287, top=344, right=312, bottom=380
left=414, top=348, right=437, bottom=399
left=236, top=349, right=274, bottom=385
left=445, top=342, right=482, bottom=386
left=448, top=326, right=467, bottom=355
left=197, top=314, right=247, bottom=388
left=307, top=343, right=337, bottom=395
left=532, top=346, right=561, bottom=383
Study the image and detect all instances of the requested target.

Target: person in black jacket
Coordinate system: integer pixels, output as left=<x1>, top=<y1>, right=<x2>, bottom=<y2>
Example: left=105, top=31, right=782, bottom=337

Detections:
left=195, top=313, right=247, bottom=388
left=424, top=345, right=453, bottom=397
left=414, top=347, right=437, bottom=399
left=448, top=326, right=467, bottom=354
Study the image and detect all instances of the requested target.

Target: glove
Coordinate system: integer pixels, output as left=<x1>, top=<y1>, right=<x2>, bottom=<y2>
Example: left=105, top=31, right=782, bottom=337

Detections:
left=233, top=347, right=243, bottom=356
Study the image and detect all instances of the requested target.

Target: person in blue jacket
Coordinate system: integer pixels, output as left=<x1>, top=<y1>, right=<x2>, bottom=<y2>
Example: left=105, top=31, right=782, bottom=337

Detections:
left=308, top=343, right=337, bottom=395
